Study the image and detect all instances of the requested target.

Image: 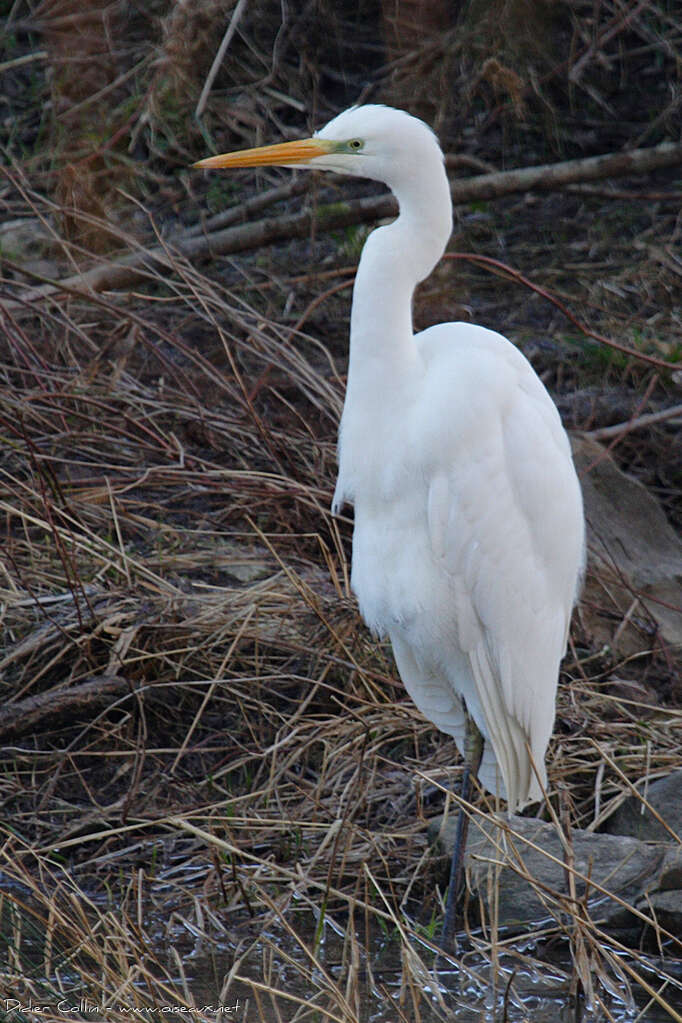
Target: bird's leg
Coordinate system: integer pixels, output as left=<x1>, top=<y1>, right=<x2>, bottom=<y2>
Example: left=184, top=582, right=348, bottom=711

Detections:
left=440, top=713, right=484, bottom=955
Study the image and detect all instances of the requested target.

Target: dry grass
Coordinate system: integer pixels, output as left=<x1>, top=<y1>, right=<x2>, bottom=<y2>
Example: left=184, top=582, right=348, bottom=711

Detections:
left=1, top=1, right=681, bottom=1019
left=1, top=201, right=680, bottom=1019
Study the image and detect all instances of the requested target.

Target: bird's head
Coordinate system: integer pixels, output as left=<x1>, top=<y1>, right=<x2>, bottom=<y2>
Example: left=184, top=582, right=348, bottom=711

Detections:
left=194, top=104, right=444, bottom=190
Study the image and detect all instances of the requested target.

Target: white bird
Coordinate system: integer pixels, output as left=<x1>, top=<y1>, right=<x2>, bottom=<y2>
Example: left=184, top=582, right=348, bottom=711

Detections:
left=195, top=105, right=585, bottom=950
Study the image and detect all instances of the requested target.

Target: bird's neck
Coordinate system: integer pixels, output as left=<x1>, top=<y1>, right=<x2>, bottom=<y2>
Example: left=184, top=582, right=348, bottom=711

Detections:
left=334, top=161, right=452, bottom=510
left=347, top=166, right=452, bottom=395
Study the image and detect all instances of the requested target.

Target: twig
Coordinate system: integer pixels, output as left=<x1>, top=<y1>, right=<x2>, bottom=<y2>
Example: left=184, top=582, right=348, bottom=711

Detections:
left=0, top=50, right=48, bottom=73
left=569, top=0, right=653, bottom=82
left=195, top=0, right=249, bottom=120
left=445, top=253, right=679, bottom=372
left=185, top=178, right=307, bottom=237
left=586, top=402, right=682, bottom=440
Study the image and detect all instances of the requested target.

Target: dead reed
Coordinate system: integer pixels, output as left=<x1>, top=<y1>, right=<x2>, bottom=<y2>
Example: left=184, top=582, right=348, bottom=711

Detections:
left=1, top=188, right=680, bottom=1019
left=1, top=1, right=681, bottom=1018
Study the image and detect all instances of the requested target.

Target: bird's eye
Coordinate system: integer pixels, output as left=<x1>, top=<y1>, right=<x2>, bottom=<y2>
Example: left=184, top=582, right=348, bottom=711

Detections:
left=347, top=138, right=364, bottom=151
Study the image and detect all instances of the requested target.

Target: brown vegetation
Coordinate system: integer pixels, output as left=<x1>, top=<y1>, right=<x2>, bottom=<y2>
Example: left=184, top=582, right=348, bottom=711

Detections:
left=1, top=1, right=680, bottom=1020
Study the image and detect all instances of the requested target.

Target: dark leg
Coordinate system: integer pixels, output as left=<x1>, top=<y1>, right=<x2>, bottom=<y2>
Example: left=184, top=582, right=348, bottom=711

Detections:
left=440, top=713, right=483, bottom=955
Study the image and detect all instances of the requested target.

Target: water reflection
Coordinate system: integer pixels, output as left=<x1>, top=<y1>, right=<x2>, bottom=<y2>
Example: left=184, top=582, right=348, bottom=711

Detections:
left=2, top=879, right=681, bottom=1023
left=180, top=915, right=682, bottom=1023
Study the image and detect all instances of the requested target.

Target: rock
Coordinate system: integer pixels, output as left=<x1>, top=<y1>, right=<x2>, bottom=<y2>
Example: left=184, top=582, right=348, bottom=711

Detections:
left=648, top=847, right=682, bottom=941
left=602, top=770, right=682, bottom=843
left=644, top=890, right=682, bottom=934
left=429, top=812, right=673, bottom=940
left=571, top=435, right=682, bottom=662
left=659, top=846, right=682, bottom=891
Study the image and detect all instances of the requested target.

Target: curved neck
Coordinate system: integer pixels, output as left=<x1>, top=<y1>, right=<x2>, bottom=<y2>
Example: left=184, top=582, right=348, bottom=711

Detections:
left=348, top=159, right=452, bottom=391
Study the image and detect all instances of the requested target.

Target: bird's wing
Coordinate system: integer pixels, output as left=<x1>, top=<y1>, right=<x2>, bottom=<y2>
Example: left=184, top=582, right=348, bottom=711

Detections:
left=419, top=327, right=583, bottom=807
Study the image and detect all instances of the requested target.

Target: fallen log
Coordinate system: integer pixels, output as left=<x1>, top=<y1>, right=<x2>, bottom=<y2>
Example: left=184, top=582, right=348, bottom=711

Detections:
left=4, top=140, right=682, bottom=307
left=0, top=674, right=131, bottom=741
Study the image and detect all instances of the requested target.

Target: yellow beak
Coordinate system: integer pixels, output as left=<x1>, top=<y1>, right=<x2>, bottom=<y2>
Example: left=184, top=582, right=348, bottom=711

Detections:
left=193, top=137, right=333, bottom=170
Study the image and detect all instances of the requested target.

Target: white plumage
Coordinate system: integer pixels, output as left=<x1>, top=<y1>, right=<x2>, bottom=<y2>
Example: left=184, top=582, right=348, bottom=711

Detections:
left=196, top=104, right=585, bottom=814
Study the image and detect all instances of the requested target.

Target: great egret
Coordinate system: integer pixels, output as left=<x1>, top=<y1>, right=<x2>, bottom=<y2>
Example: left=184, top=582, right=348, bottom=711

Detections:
left=195, top=105, right=585, bottom=952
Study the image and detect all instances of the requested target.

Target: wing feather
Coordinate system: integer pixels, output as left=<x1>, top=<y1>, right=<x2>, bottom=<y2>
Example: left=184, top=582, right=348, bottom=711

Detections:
left=416, top=325, right=584, bottom=808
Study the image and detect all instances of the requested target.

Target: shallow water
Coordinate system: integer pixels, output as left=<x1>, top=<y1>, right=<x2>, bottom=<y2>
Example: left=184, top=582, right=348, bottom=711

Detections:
left=174, top=914, right=682, bottom=1023
left=2, top=875, right=681, bottom=1023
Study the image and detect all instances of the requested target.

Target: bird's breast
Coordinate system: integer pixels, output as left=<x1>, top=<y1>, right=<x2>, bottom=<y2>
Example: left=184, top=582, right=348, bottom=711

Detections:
left=350, top=491, right=437, bottom=638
